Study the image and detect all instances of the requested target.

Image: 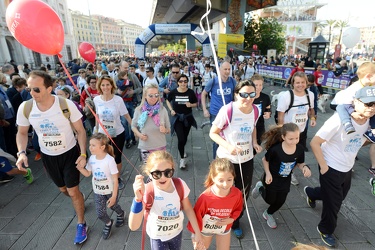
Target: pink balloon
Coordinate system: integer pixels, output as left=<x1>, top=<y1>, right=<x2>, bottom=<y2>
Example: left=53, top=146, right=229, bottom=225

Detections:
left=78, top=42, right=96, bottom=63
left=6, top=0, right=64, bottom=55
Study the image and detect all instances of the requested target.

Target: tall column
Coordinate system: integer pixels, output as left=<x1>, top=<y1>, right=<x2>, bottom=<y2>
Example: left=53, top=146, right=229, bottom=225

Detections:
left=0, top=36, right=11, bottom=62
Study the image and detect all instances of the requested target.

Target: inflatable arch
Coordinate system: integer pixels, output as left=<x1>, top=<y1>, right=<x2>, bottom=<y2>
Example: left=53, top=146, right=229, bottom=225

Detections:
left=135, top=23, right=211, bottom=58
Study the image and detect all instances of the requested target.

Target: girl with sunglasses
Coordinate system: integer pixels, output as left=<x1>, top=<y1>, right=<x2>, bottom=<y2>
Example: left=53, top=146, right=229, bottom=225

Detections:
left=209, top=80, right=262, bottom=239
left=251, top=123, right=310, bottom=229
left=77, top=133, right=125, bottom=240
left=187, top=158, right=243, bottom=250
left=132, top=83, right=170, bottom=163
left=129, top=151, right=204, bottom=250
left=166, top=74, right=198, bottom=169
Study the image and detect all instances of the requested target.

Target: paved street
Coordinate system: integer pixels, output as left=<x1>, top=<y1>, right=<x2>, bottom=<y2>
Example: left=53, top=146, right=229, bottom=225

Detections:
left=1, top=83, right=375, bottom=250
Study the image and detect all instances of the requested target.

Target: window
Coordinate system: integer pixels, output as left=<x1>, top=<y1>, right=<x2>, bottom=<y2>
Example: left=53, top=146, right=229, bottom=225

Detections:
left=66, top=45, right=72, bottom=61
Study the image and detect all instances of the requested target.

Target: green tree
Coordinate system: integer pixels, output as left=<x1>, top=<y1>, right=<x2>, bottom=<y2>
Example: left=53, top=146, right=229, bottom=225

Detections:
left=244, top=15, right=285, bottom=55
left=325, top=19, right=337, bottom=45
left=336, top=20, right=349, bottom=44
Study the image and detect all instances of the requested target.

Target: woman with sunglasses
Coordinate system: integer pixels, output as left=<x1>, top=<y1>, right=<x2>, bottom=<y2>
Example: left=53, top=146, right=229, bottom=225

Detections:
left=94, top=75, right=132, bottom=190
left=131, top=83, right=170, bottom=163
left=129, top=151, right=204, bottom=250
left=209, top=80, right=262, bottom=239
left=166, top=74, right=198, bottom=169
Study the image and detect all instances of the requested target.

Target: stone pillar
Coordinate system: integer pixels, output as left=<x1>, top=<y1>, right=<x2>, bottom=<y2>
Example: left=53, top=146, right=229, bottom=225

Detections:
left=186, top=35, right=196, bottom=51
left=0, top=36, right=11, bottom=62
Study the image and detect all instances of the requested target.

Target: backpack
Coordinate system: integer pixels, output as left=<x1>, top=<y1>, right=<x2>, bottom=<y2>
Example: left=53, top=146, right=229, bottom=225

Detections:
left=23, top=96, right=75, bottom=132
left=274, top=89, right=311, bottom=124
left=141, top=178, right=184, bottom=250
left=219, top=101, right=260, bottom=139
left=83, top=89, right=95, bottom=119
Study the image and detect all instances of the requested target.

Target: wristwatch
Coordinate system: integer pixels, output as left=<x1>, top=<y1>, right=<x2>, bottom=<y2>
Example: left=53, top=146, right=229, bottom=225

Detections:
left=17, top=150, right=26, bottom=157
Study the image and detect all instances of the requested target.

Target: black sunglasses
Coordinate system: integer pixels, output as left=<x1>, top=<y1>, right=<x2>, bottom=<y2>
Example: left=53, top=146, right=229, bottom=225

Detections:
left=172, top=71, right=180, bottom=74
left=150, top=168, right=174, bottom=180
left=178, top=80, right=188, bottom=83
left=361, top=101, right=375, bottom=107
left=148, top=94, right=160, bottom=98
left=25, top=87, right=41, bottom=93
left=238, top=92, right=256, bottom=99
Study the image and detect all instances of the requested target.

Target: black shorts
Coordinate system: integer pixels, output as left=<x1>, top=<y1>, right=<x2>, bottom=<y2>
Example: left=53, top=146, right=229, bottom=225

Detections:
left=42, top=145, right=80, bottom=188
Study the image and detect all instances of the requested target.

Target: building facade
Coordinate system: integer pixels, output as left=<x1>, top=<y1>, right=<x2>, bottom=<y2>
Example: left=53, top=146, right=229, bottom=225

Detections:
left=0, top=0, right=77, bottom=69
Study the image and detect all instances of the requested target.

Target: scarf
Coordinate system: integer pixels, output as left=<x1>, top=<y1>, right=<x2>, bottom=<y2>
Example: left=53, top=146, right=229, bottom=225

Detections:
left=137, top=101, right=160, bottom=130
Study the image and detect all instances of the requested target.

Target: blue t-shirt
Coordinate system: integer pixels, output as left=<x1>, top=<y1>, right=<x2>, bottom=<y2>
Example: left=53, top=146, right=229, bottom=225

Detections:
left=204, top=77, right=236, bottom=115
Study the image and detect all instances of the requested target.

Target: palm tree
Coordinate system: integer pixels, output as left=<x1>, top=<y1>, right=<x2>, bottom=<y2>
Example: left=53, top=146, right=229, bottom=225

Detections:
left=316, top=22, right=327, bottom=35
left=336, top=20, right=349, bottom=44
left=326, top=19, right=338, bottom=45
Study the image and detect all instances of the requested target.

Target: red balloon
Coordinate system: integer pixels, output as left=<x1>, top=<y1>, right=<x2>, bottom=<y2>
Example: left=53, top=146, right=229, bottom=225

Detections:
left=78, top=42, right=96, bottom=63
left=253, top=44, right=258, bottom=50
left=6, top=0, right=64, bottom=55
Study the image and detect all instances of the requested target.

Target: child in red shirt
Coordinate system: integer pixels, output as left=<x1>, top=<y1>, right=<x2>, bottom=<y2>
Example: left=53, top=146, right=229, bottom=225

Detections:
left=188, top=158, right=243, bottom=250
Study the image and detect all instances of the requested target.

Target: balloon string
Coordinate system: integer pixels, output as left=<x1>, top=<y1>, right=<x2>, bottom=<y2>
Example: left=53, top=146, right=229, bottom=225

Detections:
left=197, top=1, right=260, bottom=250
left=57, top=56, right=141, bottom=175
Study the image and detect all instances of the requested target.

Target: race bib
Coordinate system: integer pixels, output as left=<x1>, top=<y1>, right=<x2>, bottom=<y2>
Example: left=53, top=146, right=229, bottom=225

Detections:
left=153, top=214, right=183, bottom=237
left=238, top=141, right=251, bottom=162
left=41, top=133, right=66, bottom=151
left=201, top=214, right=225, bottom=234
left=102, top=120, right=116, bottom=137
left=292, top=112, right=307, bottom=125
left=93, top=177, right=113, bottom=195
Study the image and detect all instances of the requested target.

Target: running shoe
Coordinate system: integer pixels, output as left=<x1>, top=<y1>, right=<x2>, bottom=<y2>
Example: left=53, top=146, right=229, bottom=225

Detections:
left=263, top=210, right=277, bottom=229
left=116, top=212, right=125, bottom=227
left=118, top=178, right=125, bottom=190
left=34, top=152, right=41, bottom=161
left=24, top=168, right=34, bottom=184
left=364, top=130, right=375, bottom=143
left=304, top=186, right=316, bottom=208
left=102, top=219, right=113, bottom=240
left=233, top=227, right=244, bottom=239
left=370, top=178, right=375, bottom=196
left=317, top=226, right=336, bottom=247
left=291, top=173, right=299, bottom=186
left=251, top=181, right=263, bottom=199
left=74, top=223, right=88, bottom=245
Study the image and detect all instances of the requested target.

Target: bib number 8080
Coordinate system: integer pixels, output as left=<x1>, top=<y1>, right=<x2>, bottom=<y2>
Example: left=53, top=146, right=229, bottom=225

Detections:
left=157, top=223, right=179, bottom=232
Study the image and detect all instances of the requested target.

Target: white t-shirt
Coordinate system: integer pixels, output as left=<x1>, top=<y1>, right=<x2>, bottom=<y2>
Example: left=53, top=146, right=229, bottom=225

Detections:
left=331, top=83, right=362, bottom=105
left=77, top=77, right=87, bottom=92
left=213, top=103, right=260, bottom=163
left=277, top=90, right=314, bottom=132
left=86, top=153, right=118, bottom=195
left=317, top=113, right=368, bottom=172
left=146, top=178, right=190, bottom=241
left=135, top=69, right=147, bottom=80
left=143, top=76, right=159, bottom=87
left=202, top=71, right=216, bottom=86
left=16, top=96, right=82, bottom=156
left=243, top=65, right=255, bottom=80
left=94, top=95, right=128, bottom=137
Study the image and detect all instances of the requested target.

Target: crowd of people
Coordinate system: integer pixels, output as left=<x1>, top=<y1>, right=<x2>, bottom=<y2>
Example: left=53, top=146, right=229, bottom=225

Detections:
left=1, top=54, right=375, bottom=249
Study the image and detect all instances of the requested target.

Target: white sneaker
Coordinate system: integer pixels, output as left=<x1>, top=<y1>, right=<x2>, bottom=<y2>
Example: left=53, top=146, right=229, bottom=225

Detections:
left=183, top=152, right=187, bottom=158
left=179, top=158, right=186, bottom=169
left=291, top=173, right=299, bottom=186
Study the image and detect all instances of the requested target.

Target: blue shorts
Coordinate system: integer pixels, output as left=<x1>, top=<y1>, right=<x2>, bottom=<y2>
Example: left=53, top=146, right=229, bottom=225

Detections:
left=0, top=156, right=14, bottom=173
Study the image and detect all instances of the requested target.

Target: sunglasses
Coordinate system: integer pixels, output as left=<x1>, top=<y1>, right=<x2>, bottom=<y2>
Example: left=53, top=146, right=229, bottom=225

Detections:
left=172, top=71, right=180, bottom=74
left=140, top=65, right=145, bottom=67
left=178, top=80, right=188, bottom=83
left=146, top=71, right=150, bottom=73
left=150, top=168, right=174, bottom=180
left=148, top=94, right=160, bottom=98
left=25, top=87, right=41, bottom=93
left=238, top=92, right=256, bottom=99
left=362, top=101, right=375, bottom=107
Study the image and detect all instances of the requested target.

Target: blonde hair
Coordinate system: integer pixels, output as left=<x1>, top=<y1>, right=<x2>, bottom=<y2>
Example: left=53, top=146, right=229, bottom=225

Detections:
left=251, top=73, right=264, bottom=82
left=204, top=158, right=235, bottom=188
left=136, top=83, right=161, bottom=110
left=90, top=133, right=115, bottom=157
left=356, top=62, right=375, bottom=79
left=291, top=72, right=308, bottom=89
left=142, top=151, right=175, bottom=175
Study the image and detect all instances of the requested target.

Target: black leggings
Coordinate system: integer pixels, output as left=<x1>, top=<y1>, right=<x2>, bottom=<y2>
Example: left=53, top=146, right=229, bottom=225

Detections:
left=260, top=186, right=288, bottom=215
left=174, top=120, right=191, bottom=158
left=232, top=159, right=254, bottom=229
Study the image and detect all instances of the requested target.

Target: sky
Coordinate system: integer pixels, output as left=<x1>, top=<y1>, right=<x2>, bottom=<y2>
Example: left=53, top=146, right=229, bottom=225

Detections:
left=66, top=0, right=375, bottom=28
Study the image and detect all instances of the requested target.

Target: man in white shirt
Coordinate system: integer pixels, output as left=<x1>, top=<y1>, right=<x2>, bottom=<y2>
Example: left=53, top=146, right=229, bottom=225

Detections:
left=143, top=67, right=159, bottom=87
left=135, top=61, right=147, bottom=80
left=305, top=86, right=375, bottom=248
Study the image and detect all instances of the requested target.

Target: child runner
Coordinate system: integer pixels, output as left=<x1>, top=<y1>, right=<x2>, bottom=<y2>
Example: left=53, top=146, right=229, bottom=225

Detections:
left=187, top=158, right=243, bottom=250
left=251, top=123, right=311, bottom=228
left=129, top=151, right=204, bottom=250
left=77, top=133, right=125, bottom=240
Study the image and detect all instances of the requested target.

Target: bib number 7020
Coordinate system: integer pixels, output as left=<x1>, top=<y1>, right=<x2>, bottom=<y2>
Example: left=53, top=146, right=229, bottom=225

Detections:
left=157, top=223, right=179, bottom=232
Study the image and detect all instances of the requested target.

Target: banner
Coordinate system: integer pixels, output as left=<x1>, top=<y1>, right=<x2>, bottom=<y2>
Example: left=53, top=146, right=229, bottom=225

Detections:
left=256, top=64, right=352, bottom=90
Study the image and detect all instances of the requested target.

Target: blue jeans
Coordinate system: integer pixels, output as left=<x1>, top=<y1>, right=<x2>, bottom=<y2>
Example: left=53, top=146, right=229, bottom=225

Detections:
left=210, top=114, right=218, bottom=159
left=122, top=102, right=135, bottom=142
left=336, top=104, right=354, bottom=125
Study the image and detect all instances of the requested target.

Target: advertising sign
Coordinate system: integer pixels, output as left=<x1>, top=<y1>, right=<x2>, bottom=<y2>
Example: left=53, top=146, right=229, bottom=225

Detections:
left=139, top=27, right=155, bottom=44
left=155, top=24, right=191, bottom=34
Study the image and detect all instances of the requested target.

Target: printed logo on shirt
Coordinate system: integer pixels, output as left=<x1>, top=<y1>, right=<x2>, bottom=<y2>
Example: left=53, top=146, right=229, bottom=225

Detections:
left=216, top=87, right=232, bottom=96
left=161, top=204, right=179, bottom=217
left=278, top=162, right=296, bottom=177
left=155, top=196, right=164, bottom=200
left=345, top=136, right=363, bottom=153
